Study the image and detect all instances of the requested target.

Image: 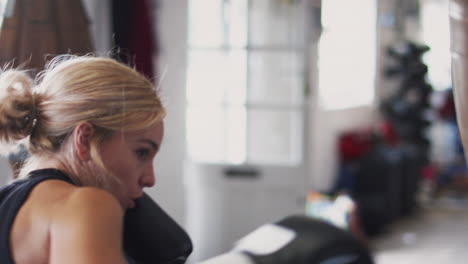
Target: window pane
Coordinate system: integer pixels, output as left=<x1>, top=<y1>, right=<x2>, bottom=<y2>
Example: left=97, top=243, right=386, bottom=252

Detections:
left=187, top=50, right=247, bottom=104
left=186, top=0, right=307, bottom=165
left=249, top=0, right=305, bottom=48
left=247, top=108, right=302, bottom=164
left=189, top=0, right=247, bottom=48
left=226, top=0, right=248, bottom=48
left=187, top=105, right=246, bottom=163
left=248, top=51, right=304, bottom=105
left=318, top=0, right=376, bottom=110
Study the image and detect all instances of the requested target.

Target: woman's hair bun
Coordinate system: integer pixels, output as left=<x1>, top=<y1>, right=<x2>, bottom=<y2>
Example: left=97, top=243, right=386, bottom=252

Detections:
left=0, top=70, right=35, bottom=153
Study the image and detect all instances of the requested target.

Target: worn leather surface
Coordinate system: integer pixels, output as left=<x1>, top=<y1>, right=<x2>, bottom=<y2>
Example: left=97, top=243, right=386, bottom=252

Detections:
left=450, top=0, right=468, bottom=154
left=0, top=0, right=94, bottom=73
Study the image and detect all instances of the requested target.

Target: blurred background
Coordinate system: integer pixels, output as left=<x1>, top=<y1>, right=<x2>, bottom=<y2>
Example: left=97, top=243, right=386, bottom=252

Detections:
left=0, top=0, right=465, bottom=263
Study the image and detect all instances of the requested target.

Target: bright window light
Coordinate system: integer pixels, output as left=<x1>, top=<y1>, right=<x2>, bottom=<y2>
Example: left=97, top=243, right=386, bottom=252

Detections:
left=186, top=0, right=305, bottom=165
left=318, top=0, right=376, bottom=110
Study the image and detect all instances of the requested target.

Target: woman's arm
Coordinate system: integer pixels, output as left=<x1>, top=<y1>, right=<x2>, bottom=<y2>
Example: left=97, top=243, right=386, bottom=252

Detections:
left=49, top=187, right=127, bottom=264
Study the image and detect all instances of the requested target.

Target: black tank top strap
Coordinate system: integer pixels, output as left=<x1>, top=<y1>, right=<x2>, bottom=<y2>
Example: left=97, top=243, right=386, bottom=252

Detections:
left=0, top=169, right=74, bottom=264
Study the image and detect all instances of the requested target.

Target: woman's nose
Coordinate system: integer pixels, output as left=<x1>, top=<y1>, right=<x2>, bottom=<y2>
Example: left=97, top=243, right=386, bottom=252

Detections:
left=140, top=165, right=156, bottom=187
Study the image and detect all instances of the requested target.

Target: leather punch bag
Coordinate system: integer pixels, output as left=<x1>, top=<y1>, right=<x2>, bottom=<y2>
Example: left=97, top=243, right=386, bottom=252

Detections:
left=450, top=0, right=468, bottom=155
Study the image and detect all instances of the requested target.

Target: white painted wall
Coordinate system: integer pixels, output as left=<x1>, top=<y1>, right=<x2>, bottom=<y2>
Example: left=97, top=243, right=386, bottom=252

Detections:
left=308, top=106, right=378, bottom=191
left=81, top=0, right=111, bottom=55
left=148, top=0, right=188, bottom=226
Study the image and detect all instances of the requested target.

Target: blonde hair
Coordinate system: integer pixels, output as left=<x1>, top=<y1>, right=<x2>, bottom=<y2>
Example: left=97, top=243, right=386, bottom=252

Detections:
left=0, top=55, right=165, bottom=186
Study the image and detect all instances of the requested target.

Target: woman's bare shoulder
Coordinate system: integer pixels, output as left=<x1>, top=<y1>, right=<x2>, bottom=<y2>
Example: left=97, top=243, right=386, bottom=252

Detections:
left=30, top=180, right=124, bottom=241
left=12, top=180, right=126, bottom=264
left=29, top=180, right=121, bottom=217
left=31, top=180, right=121, bottom=213
left=47, top=183, right=124, bottom=230
left=46, top=185, right=126, bottom=263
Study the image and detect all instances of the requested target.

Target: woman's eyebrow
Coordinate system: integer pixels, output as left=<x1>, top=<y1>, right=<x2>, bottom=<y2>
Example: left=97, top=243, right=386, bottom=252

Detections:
left=137, top=139, right=159, bottom=152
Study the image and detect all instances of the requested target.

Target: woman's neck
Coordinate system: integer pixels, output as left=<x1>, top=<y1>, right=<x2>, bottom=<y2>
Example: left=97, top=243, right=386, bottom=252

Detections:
left=18, top=154, right=69, bottom=179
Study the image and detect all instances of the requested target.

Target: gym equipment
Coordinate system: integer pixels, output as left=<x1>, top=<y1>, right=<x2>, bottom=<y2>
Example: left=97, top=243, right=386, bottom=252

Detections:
left=199, top=215, right=374, bottom=264
left=450, top=0, right=468, bottom=156
left=124, top=193, right=193, bottom=264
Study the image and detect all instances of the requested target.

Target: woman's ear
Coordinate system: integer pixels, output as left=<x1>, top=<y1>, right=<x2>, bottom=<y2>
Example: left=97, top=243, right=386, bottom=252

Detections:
left=73, top=122, right=95, bottom=161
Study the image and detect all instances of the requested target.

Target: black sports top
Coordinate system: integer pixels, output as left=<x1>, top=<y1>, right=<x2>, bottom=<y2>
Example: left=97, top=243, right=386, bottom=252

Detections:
left=0, top=169, right=74, bottom=264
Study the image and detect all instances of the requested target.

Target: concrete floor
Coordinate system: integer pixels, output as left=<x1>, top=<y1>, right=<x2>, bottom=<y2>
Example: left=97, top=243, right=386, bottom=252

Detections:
left=370, top=195, right=468, bottom=264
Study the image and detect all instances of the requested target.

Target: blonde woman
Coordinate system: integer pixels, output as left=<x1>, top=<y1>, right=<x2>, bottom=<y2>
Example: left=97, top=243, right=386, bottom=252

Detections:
left=0, top=56, right=168, bottom=263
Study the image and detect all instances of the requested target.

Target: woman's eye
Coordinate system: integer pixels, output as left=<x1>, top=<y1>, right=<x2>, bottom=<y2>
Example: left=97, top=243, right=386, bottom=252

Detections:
left=135, top=149, right=150, bottom=160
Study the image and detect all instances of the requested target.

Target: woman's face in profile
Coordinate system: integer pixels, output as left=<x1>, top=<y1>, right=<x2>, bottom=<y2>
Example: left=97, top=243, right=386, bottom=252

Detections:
left=99, top=121, right=164, bottom=209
